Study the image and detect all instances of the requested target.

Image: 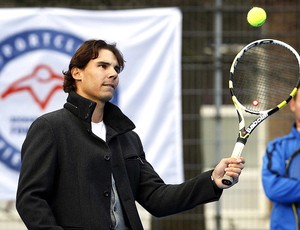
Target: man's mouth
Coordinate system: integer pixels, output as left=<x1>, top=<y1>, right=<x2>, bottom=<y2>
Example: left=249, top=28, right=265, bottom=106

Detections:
left=103, top=83, right=115, bottom=89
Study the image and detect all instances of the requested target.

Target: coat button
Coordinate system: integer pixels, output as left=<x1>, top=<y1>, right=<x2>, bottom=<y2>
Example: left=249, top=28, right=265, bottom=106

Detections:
left=103, top=191, right=109, bottom=197
left=104, top=155, right=111, bottom=161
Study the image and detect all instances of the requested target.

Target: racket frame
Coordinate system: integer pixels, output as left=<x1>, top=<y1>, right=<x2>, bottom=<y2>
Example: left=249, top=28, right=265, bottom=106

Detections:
left=222, top=39, right=300, bottom=185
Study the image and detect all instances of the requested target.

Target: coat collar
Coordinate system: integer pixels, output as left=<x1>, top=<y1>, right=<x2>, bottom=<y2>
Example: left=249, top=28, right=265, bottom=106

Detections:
left=64, top=91, right=135, bottom=135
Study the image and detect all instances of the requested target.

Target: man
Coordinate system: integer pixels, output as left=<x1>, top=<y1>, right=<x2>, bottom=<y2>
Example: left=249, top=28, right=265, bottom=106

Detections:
left=16, top=39, right=245, bottom=230
left=262, top=92, right=300, bottom=230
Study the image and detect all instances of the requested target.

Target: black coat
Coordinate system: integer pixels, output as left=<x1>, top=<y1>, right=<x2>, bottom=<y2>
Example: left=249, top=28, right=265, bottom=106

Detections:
left=16, top=92, right=222, bottom=230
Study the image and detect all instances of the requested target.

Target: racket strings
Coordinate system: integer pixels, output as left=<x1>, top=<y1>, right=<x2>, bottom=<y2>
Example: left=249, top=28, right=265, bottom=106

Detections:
left=232, top=44, right=299, bottom=112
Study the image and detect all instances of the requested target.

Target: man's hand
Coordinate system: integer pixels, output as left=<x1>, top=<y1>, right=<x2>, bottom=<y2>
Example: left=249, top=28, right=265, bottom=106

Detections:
left=212, top=157, right=245, bottom=189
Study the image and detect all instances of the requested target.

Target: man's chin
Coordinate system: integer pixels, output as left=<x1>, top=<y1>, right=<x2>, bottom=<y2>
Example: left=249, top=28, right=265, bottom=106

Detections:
left=102, top=95, right=113, bottom=103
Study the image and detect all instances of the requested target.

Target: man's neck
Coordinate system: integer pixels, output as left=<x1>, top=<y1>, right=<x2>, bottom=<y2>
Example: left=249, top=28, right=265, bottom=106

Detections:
left=92, top=102, right=105, bottom=123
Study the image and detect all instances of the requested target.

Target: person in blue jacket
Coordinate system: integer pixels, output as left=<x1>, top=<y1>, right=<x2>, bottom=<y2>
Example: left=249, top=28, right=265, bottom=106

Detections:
left=262, top=92, right=300, bottom=230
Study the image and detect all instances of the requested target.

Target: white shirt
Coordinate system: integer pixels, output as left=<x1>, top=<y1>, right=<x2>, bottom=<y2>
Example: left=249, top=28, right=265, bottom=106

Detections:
left=91, top=121, right=129, bottom=229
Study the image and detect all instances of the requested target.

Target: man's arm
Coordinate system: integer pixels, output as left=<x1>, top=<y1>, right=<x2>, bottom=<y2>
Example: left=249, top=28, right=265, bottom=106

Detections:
left=16, top=117, right=63, bottom=230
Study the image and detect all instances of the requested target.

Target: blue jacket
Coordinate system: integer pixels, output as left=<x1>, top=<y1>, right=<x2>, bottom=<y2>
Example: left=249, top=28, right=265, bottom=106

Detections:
left=262, top=124, right=300, bottom=230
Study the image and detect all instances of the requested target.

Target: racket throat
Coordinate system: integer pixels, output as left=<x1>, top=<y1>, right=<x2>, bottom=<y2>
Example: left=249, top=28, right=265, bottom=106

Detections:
left=238, top=129, right=249, bottom=144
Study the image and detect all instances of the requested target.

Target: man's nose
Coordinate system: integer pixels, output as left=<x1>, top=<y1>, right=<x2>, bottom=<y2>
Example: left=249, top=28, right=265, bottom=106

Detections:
left=108, top=67, right=118, bottom=79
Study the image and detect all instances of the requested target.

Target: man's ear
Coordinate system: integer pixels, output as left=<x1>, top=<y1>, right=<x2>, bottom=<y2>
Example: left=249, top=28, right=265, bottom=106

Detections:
left=290, top=98, right=296, bottom=112
left=71, top=67, right=82, bottom=81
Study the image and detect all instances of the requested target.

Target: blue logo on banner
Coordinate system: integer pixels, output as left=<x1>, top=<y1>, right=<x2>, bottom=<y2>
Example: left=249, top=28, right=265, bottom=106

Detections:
left=0, top=29, right=84, bottom=171
left=0, top=29, right=83, bottom=71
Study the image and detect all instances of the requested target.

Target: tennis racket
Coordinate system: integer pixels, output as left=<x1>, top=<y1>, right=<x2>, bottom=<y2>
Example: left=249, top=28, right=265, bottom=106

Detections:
left=222, top=39, right=300, bottom=186
left=285, top=148, right=300, bottom=230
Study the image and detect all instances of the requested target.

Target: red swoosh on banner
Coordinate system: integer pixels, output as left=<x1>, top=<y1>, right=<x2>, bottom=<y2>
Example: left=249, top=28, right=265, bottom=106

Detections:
left=1, top=64, right=63, bottom=110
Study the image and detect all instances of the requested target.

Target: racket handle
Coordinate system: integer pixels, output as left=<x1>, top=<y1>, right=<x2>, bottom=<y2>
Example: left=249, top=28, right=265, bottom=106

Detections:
left=222, top=142, right=245, bottom=186
left=230, top=142, right=245, bottom=158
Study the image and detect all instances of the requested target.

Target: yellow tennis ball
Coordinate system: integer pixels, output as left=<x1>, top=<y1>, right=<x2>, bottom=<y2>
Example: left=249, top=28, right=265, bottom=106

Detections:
left=247, top=7, right=267, bottom=27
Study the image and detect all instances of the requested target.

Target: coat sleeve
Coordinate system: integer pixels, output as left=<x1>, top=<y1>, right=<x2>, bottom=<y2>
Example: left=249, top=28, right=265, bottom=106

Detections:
left=16, top=117, right=63, bottom=230
left=134, top=134, right=222, bottom=217
left=137, top=163, right=222, bottom=217
left=262, top=139, right=300, bottom=204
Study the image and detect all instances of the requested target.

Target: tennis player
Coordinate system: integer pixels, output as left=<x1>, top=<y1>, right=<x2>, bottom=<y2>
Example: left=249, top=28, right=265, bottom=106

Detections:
left=16, top=39, right=245, bottom=230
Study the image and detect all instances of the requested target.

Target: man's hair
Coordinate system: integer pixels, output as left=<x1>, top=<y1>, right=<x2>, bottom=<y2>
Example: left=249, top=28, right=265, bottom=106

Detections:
left=63, top=39, right=125, bottom=93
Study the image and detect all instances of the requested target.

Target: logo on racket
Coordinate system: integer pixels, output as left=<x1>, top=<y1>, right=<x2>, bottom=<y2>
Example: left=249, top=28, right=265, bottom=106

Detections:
left=246, top=113, right=268, bottom=133
left=0, top=29, right=83, bottom=171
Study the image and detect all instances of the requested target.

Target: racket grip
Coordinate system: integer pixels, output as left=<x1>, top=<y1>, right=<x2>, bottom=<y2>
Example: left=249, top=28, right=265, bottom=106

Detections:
left=230, top=142, right=245, bottom=158
left=221, top=142, right=245, bottom=186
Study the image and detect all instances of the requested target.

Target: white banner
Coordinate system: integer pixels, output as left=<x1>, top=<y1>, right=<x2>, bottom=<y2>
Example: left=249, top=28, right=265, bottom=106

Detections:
left=0, top=7, right=183, bottom=200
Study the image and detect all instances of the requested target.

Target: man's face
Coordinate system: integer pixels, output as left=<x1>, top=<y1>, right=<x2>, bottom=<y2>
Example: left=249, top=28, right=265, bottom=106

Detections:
left=74, top=49, right=120, bottom=103
left=290, top=93, right=300, bottom=123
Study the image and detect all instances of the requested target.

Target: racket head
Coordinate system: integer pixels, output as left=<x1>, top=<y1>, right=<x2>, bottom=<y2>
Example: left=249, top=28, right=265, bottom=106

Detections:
left=230, top=39, right=300, bottom=115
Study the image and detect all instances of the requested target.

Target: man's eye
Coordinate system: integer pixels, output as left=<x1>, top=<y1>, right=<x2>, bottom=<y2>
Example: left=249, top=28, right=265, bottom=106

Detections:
left=114, top=66, right=121, bottom=74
